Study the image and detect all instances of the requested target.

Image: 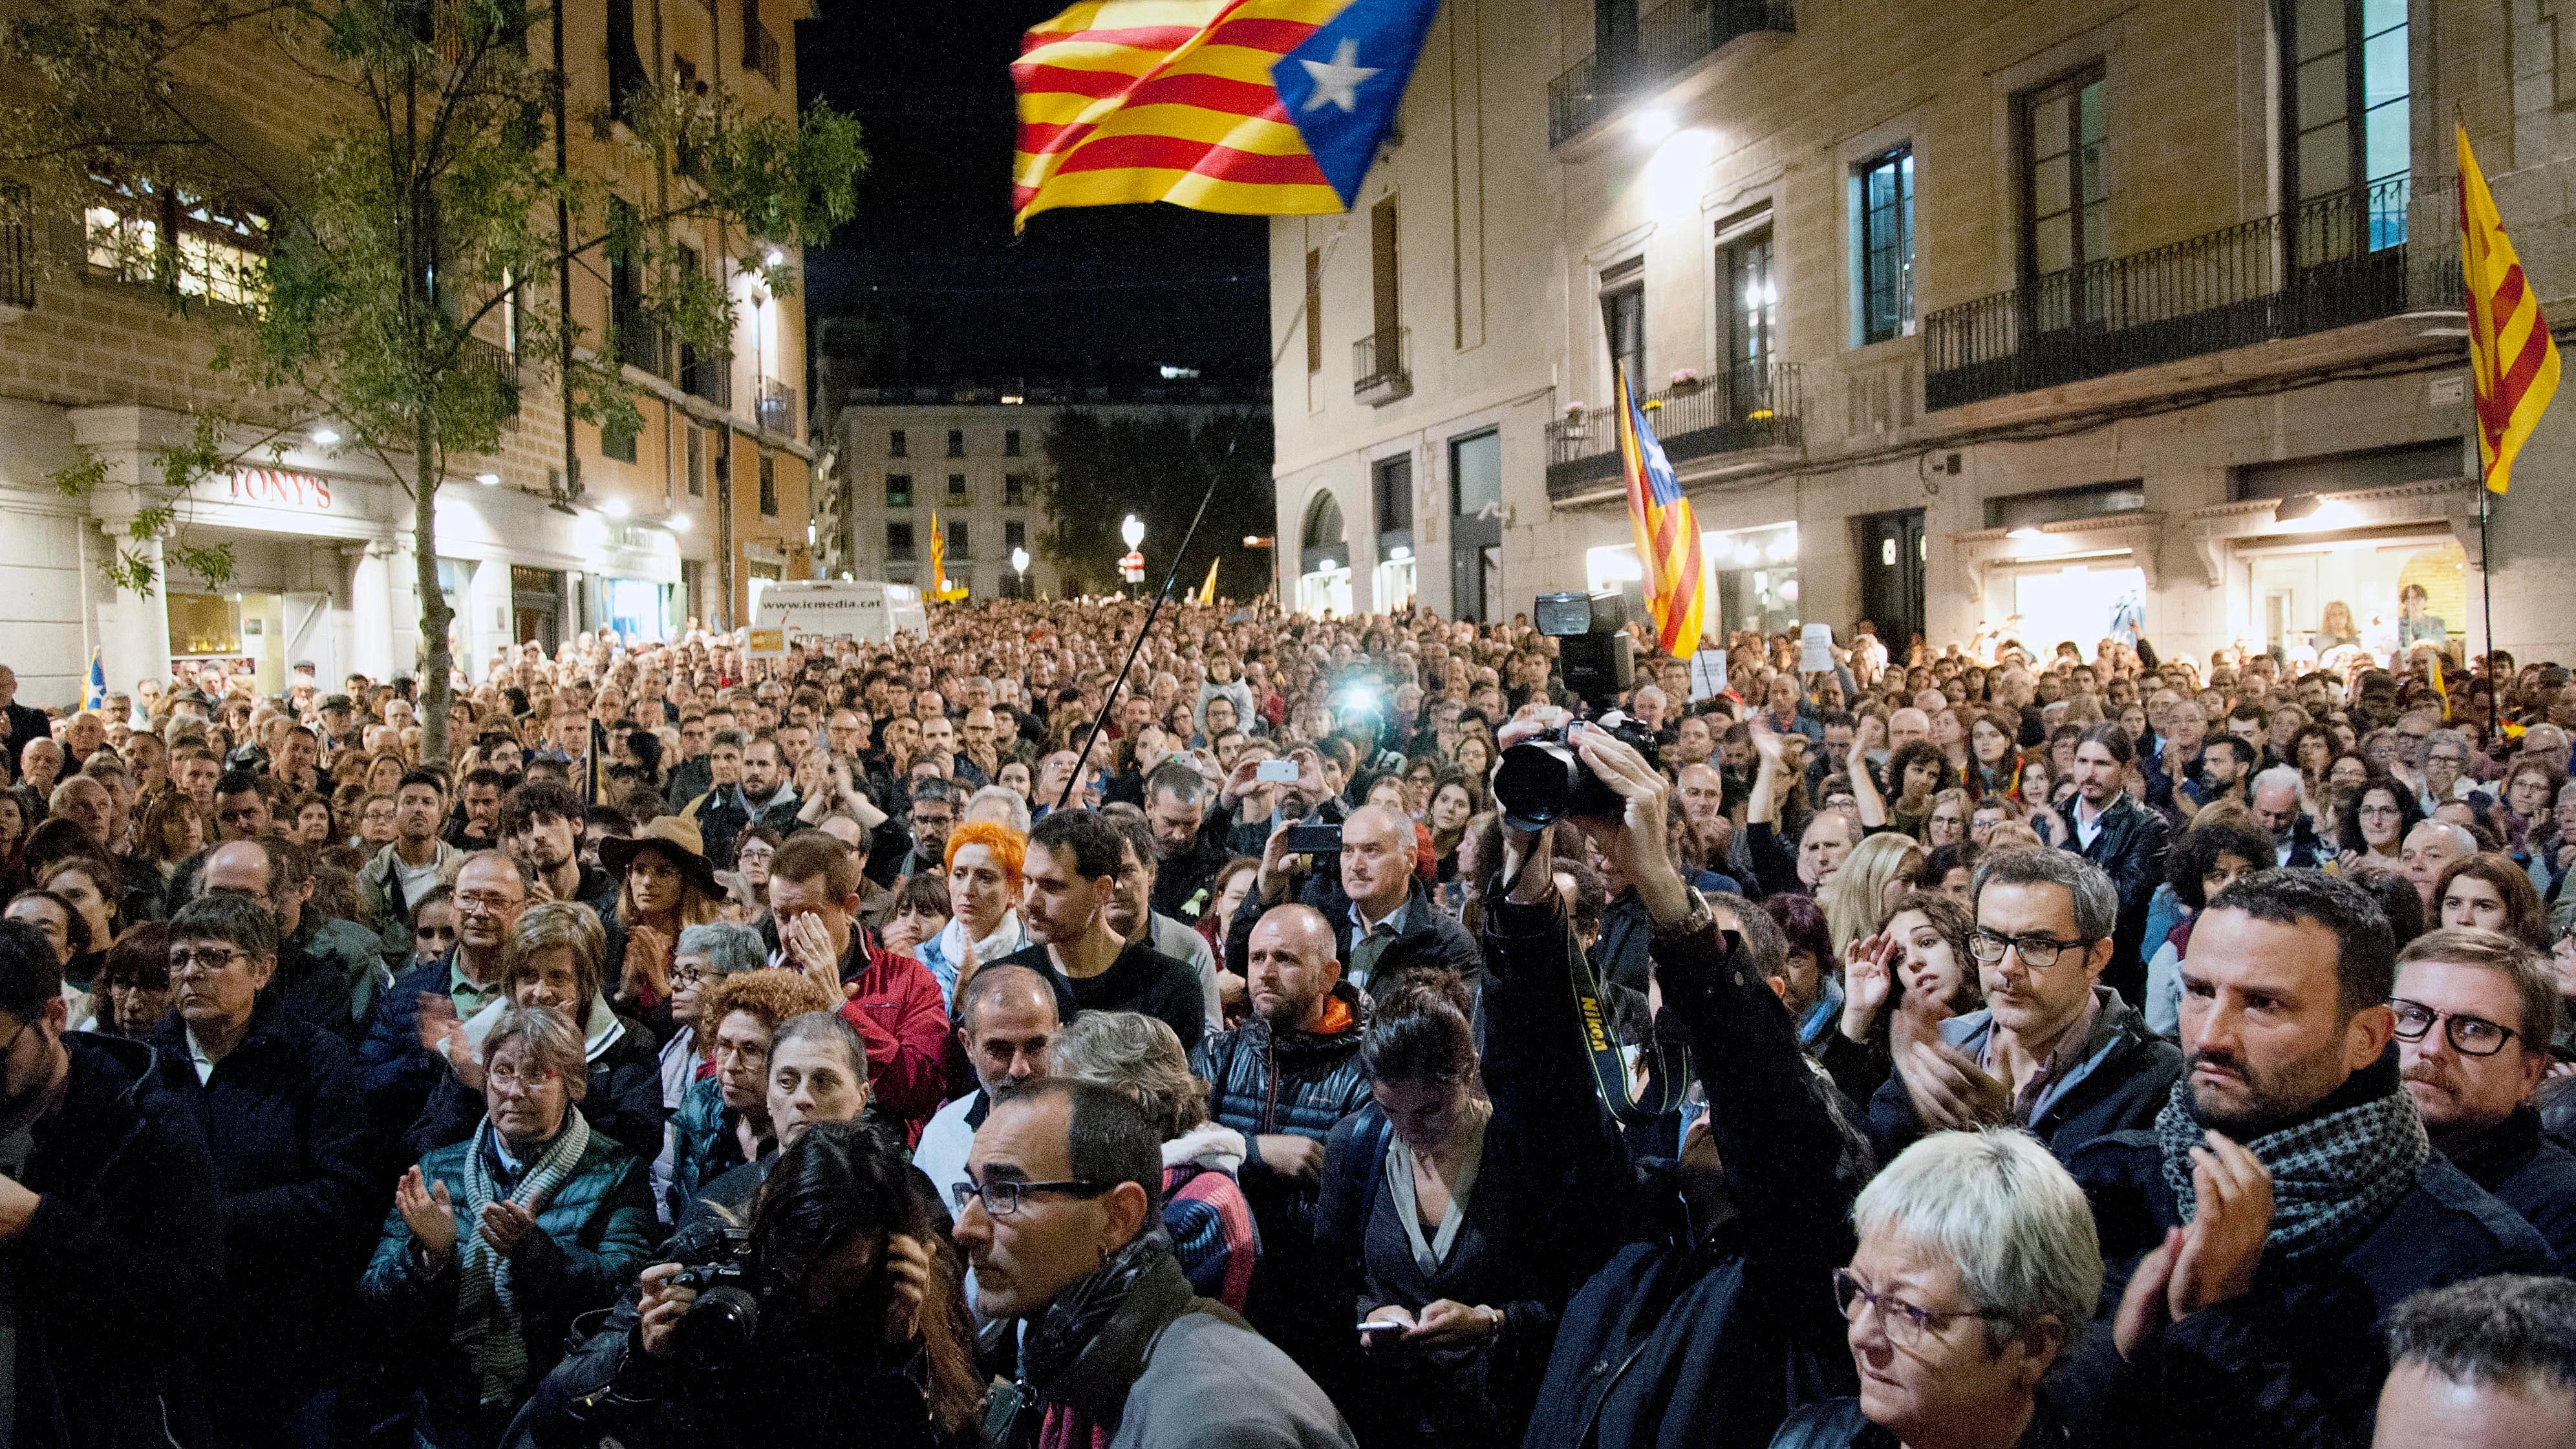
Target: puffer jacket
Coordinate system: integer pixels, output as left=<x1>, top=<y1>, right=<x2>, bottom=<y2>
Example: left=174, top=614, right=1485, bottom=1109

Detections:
left=664, top=1074, right=757, bottom=1223
left=1867, top=984, right=2182, bottom=1168
left=359, top=1126, right=657, bottom=1449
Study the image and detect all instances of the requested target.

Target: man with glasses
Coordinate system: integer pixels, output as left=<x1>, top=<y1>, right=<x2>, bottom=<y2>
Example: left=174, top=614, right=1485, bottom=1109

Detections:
left=355, top=850, right=529, bottom=1138
left=2392, top=928, right=2576, bottom=1262
left=2418, top=729, right=2478, bottom=813
left=1869, top=848, right=2181, bottom=1166
left=955, top=1077, right=1355, bottom=1448
left=0, top=915, right=222, bottom=1445
left=148, top=893, right=374, bottom=1446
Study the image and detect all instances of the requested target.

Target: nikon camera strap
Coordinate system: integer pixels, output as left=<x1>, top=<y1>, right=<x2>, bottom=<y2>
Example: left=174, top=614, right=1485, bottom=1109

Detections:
left=1562, top=927, right=1693, bottom=1127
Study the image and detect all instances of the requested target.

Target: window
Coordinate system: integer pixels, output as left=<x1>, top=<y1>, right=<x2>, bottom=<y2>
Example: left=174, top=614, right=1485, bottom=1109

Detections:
left=947, top=429, right=966, bottom=458
left=85, top=177, right=269, bottom=307
left=886, top=522, right=915, bottom=560
left=686, top=427, right=705, bottom=497
left=1005, top=519, right=1026, bottom=550
left=1004, top=472, right=1027, bottom=505
left=2019, top=69, right=2108, bottom=281
left=890, top=429, right=908, bottom=458
left=1855, top=147, right=1916, bottom=344
left=948, top=472, right=967, bottom=499
left=1371, top=198, right=1401, bottom=341
left=1373, top=453, right=1412, bottom=535
left=949, top=520, right=971, bottom=558
left=2284, top=0, right=2410, bottom=248
left=886, top=473, right=913, bottom=508
left=1598, top=257, right=1645, bottom=392
left=1719, top=213, right=1777, bottom=409
left=1305, top=248, right=1324, bottom=374
left=600, top=414, right=638, bottom=464
left=1004, top=429, right=1022, bottom=457
left=1450, top=427, right=1501, bottom=517
left=758, top=452, right=776, bottom=515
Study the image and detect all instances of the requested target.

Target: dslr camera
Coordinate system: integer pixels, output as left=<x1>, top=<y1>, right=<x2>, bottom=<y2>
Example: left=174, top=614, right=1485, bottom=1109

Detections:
left=1492, top=712, right=1662, bottom=830
left=666, top=1226, right=759, bottom=1369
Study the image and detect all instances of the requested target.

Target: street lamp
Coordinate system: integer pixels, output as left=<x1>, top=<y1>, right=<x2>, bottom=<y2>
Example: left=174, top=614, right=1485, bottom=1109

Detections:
left=1121, top=515, right=1144, bottom=550
left=1011, top=546, right=1030, bottom=597
left=1119, top=515, right=1146, bottom=594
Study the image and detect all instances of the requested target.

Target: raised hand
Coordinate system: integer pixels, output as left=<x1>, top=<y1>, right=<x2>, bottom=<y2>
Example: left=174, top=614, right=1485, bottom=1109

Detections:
left=1841, top=931, right=1897, bottom=1040
left=881, top=1233, right=933, bottom=1345
left=1897, top=1037, right=2012, bottom=1132
left=478, top=1199, right=540, bottom=1259
left=396, top=1166, right=458, bottom=1260
left=2168, top=1131, right=2271, bottom=1318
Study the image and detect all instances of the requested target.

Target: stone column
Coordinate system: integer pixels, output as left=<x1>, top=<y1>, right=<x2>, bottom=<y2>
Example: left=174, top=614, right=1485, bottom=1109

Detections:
left=96, top=522, right=173, bottom=700
left=347, top=539, right=398, bottom=683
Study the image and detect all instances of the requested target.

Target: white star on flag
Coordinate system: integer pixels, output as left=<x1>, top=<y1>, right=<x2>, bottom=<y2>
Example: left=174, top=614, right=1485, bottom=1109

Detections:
left=1299, top=38, right=1379, bottom=113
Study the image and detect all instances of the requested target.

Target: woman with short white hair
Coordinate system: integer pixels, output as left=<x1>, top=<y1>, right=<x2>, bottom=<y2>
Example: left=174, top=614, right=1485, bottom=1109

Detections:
left=1772, top=1129, right=2102, bottom=1449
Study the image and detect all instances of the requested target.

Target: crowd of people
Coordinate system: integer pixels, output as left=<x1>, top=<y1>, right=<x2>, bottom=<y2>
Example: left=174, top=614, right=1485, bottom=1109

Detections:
left=0, top=592, right=2573, bottom=1449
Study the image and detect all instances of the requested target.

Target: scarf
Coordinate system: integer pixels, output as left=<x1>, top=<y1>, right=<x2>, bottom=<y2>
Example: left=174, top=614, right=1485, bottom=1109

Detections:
left=452, top=1110, right=593, bottom=1404
left=2154, top=1069, right=2426, bottom=1266
left=1025, top=1231, right=1192, bottom=1448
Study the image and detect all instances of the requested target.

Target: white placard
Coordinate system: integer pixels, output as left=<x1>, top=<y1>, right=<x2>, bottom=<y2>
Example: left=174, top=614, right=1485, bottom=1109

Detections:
left=1688, top=649, right=1729, bottom=701
left=1799, top=623, right=1835, bottom=674
left=752, top=580, right=928, bottom=643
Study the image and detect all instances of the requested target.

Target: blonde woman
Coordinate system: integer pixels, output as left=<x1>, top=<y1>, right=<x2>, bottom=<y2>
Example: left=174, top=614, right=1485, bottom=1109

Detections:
left=1819, top=832, right=1926, bottom=958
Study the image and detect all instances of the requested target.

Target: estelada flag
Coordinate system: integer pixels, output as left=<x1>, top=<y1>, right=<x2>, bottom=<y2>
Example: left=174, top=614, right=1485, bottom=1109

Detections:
left=2459, top=124, right=2561, bottom=495
left=1614, top=369, right=1707, bottom=656
left=1195, top=557, right=1220, bottom=605
left=928, top=512, right=969, bottom=602
left=1013, top=0, right=1441, bottom=230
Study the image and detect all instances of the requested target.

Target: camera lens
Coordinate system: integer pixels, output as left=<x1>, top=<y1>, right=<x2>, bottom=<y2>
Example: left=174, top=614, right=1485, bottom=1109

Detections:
left=673, top=1283, right=760, bottom=1369
left=1493, top=740, right=1582, bottom=830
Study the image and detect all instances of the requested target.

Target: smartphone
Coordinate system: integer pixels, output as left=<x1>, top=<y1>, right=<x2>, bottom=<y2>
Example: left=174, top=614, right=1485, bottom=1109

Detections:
left=1282, top=822, right=1342, bottom=854
left=1357, top=1320, right=1407, bottom=1343
left=1254, top=758, right=1299, bottom=784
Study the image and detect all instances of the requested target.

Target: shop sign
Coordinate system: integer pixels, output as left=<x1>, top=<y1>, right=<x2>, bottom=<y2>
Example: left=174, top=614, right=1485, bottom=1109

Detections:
left=224, top=467, right=335, bottom=511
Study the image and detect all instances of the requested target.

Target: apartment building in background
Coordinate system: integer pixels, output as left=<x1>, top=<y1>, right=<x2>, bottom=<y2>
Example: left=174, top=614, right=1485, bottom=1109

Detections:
left=1276, top=0, right=2576, bottom=665
left=0, top=0, right=815, bottom=705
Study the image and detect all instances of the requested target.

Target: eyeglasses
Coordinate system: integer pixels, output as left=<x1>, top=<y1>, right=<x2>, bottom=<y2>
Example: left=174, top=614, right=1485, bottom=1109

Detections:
left=169, top=947, right=248, bottom=979
left=1833, top=1269, right=2017, bottom=1347
left=1968, top=928, right=2094, bottom=969
left=954, top=1177, right=1115, bottom=1217
left=486, top=1062, right=562, bottom=1093
left=2390, top=999, right=2522, bottom=1058
left=453, top=891, right=521, bottom=916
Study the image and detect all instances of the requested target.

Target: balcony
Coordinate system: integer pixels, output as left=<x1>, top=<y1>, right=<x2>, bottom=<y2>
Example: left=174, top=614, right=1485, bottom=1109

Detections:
left=1925, top=178, right=2457, bottom=411
left=742, top=13, right=781, bottom=86
left=756, top=376, right=798, bottom=437
left=0, top=211, right=32, bottom=320
left=1353, top=327, right=1411, bottom=406
left=612, top=294, right=668, bottom=378
left=460, top=334, right=519, bottom=417
left=1548, top=0, right=1793, bottom=147
left=680, top=343, right=730, bottom=407
left=1544, top=361, right=1803, bottom=499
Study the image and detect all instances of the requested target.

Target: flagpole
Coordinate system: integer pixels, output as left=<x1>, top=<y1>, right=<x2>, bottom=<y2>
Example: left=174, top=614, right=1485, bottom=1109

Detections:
left=2480, top=485, right=2498, bottom=685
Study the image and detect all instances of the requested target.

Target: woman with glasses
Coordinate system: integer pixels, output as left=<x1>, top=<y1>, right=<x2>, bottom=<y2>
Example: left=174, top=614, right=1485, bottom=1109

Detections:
left=2337, top=774, right=2423, bottom=868
left=94, top=919, right=175, bottom=1039
left=362, top=1004, right=656, bottom=1449
left=1772, top=1130, right=2101, bottom=1449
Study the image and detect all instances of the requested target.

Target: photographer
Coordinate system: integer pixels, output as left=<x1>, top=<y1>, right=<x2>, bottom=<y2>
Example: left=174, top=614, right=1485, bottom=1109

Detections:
left=534, top=1119, right=982, bottom=1449
left=1225, top=801, right=1480, bottom=999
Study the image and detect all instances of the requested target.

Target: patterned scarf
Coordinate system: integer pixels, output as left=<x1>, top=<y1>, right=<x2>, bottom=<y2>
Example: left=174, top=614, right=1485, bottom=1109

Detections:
left=2154, top=1074, right=2426, bottom=1265
left=453, top=1110, right=592, bottom=1404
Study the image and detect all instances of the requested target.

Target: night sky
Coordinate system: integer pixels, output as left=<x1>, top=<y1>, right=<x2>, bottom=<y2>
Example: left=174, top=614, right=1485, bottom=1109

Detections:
left=795, top=1, right=1274, bottom=385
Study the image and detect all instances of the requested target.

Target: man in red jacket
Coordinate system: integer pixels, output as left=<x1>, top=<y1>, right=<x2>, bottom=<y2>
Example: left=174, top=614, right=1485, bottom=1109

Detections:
left=769, top=830, right=950, bottom=1141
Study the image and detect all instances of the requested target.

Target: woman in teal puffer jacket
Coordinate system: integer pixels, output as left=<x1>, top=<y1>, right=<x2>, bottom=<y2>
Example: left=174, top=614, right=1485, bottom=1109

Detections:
left=361, top=1004, right=656, bottom=1449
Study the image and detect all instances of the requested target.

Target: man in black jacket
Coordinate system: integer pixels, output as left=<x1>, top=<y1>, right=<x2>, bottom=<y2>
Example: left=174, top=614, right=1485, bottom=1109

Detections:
left=1869, top=848, right=2181, bottom=1167
left=1141, top=760, right=1243, bottom=924
left=1494, top=724, right=1870, bottom=1449
left=0, top=916, right=225, bottom=1448
left=151, top=893, right=376, bottom=1447
left=2390, top=928, right=2576, bottom=1263
left=1227, top=804, right=1481, bottom=997
left=2061, top=871, right=2553, bottom=1446
left=2062, top=723, right=2171, bottom=1007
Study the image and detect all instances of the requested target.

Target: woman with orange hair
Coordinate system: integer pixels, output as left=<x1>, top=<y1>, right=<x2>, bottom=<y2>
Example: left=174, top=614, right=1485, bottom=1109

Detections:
left=914, top=820, right=1027, bottom=1006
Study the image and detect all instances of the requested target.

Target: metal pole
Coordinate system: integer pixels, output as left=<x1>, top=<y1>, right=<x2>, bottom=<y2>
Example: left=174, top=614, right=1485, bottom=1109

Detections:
left=2481, top=486, right=2498, bottom=685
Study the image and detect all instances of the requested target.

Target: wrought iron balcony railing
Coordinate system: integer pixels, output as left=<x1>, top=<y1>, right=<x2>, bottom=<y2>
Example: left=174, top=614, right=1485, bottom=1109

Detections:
left=1545, top=361, right=1803, bottom=497
left=1547, top=0, right=1793, bottom=146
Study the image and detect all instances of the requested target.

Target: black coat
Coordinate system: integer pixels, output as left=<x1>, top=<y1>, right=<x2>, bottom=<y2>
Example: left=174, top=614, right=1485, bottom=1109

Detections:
left=2063, top=794, right=2171, bottom=1006
left=11, top=1033, right=226, bottom=1449
left=2057, top=1062, right=2555, bottom=1448
left=1316, top=899, right=1624, bottom=1449
left=403, top=1014, right=670, bottom=1167
left=146, top=1000, right=377, bottom=1405
left=2446, top=1104, right=2576, bottom=1266
left=1226, top=874, right=1483, bottom=998
left=1769, top=1394, right=2079, bottom=1448
left=1524, top=901, right=1870, bottom=1449
left=1865, top=987, right=2182, bottom=1168
left=1150, top=797, right=1243, bottom=925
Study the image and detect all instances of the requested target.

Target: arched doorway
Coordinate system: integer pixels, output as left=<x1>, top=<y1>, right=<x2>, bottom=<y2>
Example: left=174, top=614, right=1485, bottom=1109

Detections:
left=1298, top=491, right=1351, bottom=616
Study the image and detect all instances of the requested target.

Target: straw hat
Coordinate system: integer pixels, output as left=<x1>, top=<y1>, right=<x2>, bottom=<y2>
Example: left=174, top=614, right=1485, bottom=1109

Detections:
left=597, top=815, right=722, bottom=899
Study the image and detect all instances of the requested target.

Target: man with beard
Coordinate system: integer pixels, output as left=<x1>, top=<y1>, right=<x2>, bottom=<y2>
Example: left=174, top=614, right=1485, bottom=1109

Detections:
left=2061, top=871, right=2553, bottom=1444
left=991, top=810, right=1203, bottom=1054
left=500, top=782, right=623, bottom=923
left=2390, top=928, right=2576, bottom=1262
left=1100, top=805, right=1224, bottom=1035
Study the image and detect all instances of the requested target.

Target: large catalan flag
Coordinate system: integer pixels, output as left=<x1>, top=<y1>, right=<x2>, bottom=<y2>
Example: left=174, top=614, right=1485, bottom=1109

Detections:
left=1013, top=0, right=1441, bottom=230
left=928, top=512, right=970, bottom=602
left=1615, top=369, right=1708, bottom=656
left=2460, top=124, right=2560, bottom=495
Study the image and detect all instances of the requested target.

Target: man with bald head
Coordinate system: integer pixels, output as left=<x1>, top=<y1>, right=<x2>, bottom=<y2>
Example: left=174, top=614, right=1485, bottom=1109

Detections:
left=914, top=963, right=1063, bottom=1217
left=2403, top=820, right=2479, bottom=913
left=1228, top=803, right=1482, bottom=998
left=1194, top=902, right=1377, bottom=1371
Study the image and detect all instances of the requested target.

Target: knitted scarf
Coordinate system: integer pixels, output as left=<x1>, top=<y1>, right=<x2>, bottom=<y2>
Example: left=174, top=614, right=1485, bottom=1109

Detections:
left=453, top=1110, right=592, bottom=1404
left=2154, top=1073, right=2426, bottom=1265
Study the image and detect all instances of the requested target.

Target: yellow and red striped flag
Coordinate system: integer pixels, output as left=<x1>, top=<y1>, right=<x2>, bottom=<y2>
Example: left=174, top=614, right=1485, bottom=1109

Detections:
left=927, top=511, right=969, bottom=602
left=1013, top=0, right=1440, bottom=230
left=1196, top=556, right=1221, bottom=605
left=2460, top=124, right=2560, bottom=495
left=1614, top=369, right=1708, bottom=656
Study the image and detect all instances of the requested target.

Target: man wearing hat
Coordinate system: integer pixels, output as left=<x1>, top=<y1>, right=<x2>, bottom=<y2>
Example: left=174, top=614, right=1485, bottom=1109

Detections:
left=317, top=693, right=365, bottom=755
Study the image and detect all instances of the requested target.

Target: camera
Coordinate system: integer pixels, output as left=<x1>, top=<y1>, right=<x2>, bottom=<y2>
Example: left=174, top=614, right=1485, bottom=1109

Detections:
left=1533, top=590, right=1635, bottom=707
left=1492, top=712, right=1662, bottom=830
left=667, top=1227, right=759, bottom=1369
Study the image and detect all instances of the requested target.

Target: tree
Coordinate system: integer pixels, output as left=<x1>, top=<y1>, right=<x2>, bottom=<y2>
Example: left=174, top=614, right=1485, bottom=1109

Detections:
left=0, top=0, right=864, bottom=758
left=1038, top=407, right=1273, bottom=599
